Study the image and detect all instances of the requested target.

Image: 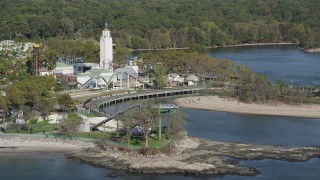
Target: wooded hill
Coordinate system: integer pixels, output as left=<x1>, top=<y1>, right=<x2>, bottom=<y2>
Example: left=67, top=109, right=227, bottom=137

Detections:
left=0, top=0, right=319, bottom=49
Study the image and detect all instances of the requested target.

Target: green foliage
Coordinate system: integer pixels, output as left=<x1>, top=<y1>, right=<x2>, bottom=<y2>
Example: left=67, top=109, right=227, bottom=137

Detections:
left=116, top=101, right=160, bottom=147
left=231, top=68, right=319, bottom=105
left=151, top=65, right=168, bottom=89
left=29, top=118, right=38, bottom=124
left=166, top=109, right=187, bottom=140
left=113, top=46, right=131, bottom=68
left=5, top=121, right=56, bottom=134
left=58, top=113, right=83, bottom=137
left=72, top=132, right=110, bottom=139
left=5, top=75, right=56, bottom=109
left=0, top=96, right=8, bottom=112
left=57, top=93, right=75, bottom=112
left=141, top=50, right=236, bottom=81
left=0, top=0, right=319, bottom=49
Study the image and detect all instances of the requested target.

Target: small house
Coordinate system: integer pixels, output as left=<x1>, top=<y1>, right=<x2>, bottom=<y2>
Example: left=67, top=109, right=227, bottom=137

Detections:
left=185, top=74, right=199, bottom=86
left=168, top=73, right=184, bottom=86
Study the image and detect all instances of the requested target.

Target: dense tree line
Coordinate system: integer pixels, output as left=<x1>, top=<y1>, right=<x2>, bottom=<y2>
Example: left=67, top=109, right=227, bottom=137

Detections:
left=229, top=65, right=320, bottom=104
left=140, top=50, right=319, bottom=104
left=0, top=0, right=319, bottom=49
left=140, top=50, right=237, bottom=82
left=0, top=75, right=76, bottom=121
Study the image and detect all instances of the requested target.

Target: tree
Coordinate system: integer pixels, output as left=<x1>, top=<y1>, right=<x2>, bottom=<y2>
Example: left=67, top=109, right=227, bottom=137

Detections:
left=5, top=85, right=26, bottom=110
left=59, top=17, right=75, bottom=37
left=58, top=113, right=82, bottom=137
left=151, top=65, right=168, bottom=89
left=34, top=95, right=57, bottom=120
left=0, top=96, right=8, bottom=112
left=134, top=106, right=155, bottom=147
left=166, top=109, right=187, bottom=140
left=113, top=46, right=131, bottom=68
left=40, top=49, right=59, bottom=71
left=117, top=108, right=137, bottom=144
left=57, top=93, right=75, bottom=112
left=117, top=101, right=159, bottom=147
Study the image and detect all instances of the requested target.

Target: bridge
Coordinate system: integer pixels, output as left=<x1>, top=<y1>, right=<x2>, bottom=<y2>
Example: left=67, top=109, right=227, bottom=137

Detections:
left=91, top=104, right=140, bottom=131
left=83, top=87, right=201, bottom=130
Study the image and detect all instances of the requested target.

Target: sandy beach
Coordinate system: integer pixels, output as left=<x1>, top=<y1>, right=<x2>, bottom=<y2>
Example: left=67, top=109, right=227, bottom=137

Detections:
left=0, top=137, right=95, bottom=155
left=174, top=96, right=320, bottom=118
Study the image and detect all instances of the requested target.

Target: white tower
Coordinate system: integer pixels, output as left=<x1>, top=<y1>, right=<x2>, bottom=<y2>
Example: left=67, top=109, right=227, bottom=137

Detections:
left=100, top=23, right=113, bottom=70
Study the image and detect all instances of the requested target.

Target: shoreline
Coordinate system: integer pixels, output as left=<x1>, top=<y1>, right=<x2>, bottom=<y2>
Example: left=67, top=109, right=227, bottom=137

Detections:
left=0, top=137, right=95, bottom=156
left=304, top=48, right=320, bottom=53
left=1, top=136, right=320, bottom=177
left=68, top=137, right=320, bottom=177
left=130, top=43, right=298, bottom=52
left=174, top=96, right=320, bottom=119
left=131, top=43, right=319, bottom=53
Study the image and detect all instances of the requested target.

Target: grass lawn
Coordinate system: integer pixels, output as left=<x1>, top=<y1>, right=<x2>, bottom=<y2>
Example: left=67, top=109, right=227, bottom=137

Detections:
left=72, top=131, right=112, bottom=139
left=120, top=135, right=170, bottom=149
left=5, top=121, right=57, bottom=134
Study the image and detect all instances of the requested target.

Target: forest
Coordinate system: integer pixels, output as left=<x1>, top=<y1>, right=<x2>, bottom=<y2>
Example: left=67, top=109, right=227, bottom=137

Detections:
left=0, top=0, right=319, bottom=49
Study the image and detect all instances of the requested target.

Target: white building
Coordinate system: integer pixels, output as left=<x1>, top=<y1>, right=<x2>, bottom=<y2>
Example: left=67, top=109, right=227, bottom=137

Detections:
left=168, top=73, right=184, bottom=86
left=100, top=23, right=113, bottom=71
left=54, top=62, right=74, bottom=75
left=185, top=74, right=199, bottom=86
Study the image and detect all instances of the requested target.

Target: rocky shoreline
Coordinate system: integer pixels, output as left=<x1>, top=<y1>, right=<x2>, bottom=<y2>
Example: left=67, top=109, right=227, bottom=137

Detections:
left=67, top=137, right=320, bottom=177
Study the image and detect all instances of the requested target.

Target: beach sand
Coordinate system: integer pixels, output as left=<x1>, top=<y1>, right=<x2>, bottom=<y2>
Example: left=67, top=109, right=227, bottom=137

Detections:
left=174, top=96, right=320, bottom=118
left=0, top=137, right=94, bottom=155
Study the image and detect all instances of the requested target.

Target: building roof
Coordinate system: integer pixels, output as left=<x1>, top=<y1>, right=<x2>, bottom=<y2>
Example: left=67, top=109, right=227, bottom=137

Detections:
left=81, top=69, right=113, bottom=77
left=56, top=62, right=73, bottom=68
left=116, top=66, right=139, bottom=79
left=185, top=74, right=199, bottom=81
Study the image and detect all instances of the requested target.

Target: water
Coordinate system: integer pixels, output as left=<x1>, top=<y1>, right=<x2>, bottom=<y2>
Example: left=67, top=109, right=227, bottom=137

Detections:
left=209, top=45, right=320, bottom=86
left=183, top=108, right=320, bottom=147
left=2, top=46, right=320, bottom=179
left=0, top=155, right=197, bottom=180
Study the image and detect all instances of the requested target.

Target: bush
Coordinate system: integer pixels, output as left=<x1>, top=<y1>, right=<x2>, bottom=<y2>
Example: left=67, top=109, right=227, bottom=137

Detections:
left=29, top=118, right=38, bottom=124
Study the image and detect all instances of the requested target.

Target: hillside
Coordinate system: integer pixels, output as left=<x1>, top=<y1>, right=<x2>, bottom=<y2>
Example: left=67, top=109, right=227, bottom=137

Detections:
left=0, top=0, right=319, bottom=49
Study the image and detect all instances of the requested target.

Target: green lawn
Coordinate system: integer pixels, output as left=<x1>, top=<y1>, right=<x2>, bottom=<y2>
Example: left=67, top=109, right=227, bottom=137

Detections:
left=5, top=121, right=57, bottom=134
left=72, top=131, right=111, bottom=139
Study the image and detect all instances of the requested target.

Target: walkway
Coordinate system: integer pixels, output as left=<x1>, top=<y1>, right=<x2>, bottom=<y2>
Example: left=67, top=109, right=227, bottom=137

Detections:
left=84, top=87, right=201, bottom=130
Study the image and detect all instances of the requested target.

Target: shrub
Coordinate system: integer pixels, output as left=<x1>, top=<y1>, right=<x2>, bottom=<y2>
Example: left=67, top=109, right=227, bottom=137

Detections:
left=29, top=118, right=38, bottom=124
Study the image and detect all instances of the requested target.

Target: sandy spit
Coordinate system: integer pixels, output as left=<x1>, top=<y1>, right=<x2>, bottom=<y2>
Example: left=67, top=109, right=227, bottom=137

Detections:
left=174, top=96, right=320, bottom=118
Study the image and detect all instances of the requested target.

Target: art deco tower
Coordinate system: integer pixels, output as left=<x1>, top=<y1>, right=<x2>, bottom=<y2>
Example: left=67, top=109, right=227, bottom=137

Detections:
left=100, top=23, right=113, bottom=70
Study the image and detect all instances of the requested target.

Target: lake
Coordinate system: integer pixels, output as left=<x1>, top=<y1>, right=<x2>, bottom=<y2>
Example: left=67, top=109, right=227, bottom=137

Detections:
left=209, top=45, right=320, bottom=86
left=1, top=46, right=320, bottom=180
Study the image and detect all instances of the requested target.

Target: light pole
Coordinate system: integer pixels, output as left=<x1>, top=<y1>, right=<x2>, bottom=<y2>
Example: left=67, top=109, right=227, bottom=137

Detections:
left=158, top=104, right=162, bottom=140
left=158, top=104, right=178, bottom=141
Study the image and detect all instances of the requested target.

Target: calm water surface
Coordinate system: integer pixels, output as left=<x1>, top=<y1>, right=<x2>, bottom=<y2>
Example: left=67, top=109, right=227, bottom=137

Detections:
left=2, top=46, right=320, bottom=179
left=209, top=45, right=320, bottom=86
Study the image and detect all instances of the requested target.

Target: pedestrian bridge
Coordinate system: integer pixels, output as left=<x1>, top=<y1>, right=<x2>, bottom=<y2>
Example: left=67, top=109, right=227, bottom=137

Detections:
left=83, top=87, right=201, bottom=130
